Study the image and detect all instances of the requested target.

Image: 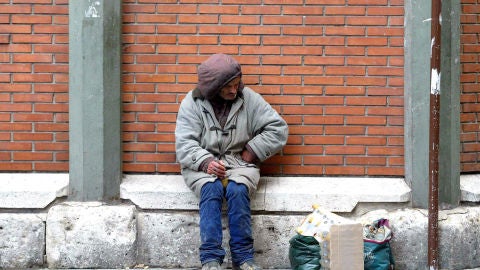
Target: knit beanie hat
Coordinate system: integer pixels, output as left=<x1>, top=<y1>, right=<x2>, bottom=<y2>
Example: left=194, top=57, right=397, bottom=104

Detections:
left=196, top=53, right=243, bottom=100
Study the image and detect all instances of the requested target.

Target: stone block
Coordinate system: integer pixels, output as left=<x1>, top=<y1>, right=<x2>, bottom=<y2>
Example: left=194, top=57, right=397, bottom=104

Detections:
left=0, top=213, right=46, bottom=268
left=136, top=212, right=301, bottom=268
left=46, top=202, right=137, bottom=269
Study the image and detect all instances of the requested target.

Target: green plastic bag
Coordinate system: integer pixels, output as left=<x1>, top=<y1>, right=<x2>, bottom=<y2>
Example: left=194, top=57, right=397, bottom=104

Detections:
left=363, top=218, right=395, bottom=270
left=289, top=233, right=321, bottom=270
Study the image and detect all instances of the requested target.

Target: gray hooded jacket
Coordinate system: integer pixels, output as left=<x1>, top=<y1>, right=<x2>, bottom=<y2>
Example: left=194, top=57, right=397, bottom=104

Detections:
left=175, top=54, right=288, bottom=197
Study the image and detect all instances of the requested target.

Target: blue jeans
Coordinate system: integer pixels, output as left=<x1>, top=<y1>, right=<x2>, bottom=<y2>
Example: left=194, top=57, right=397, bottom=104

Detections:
left=199, top=179, right=254, bottom=266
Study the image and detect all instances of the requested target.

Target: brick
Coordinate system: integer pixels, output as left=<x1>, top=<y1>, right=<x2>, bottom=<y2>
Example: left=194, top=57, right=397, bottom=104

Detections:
left=12, top=15, right=52, bottom=24
left=123, top=4, right=156, bottom=13
left=305, top=0, right=345, bottom=4
left=0, top=25, right=31, bottom=34
left=368, top=146, right=403, bottom=156
left=263, top=15, right=303, bottom=25
left=34, top=142, right=68, bottom=151
left=326, top=66, right=365, bottom=76
left=347, top=0, right=386, bottom=4
left=325, top=126, right=365, bottom=135
left=136, top=14, right=176, bottom=23
left=137, top=133, right=174, bottom=143
left=33, top=5, right=67, bottom=14
left=221, top=15, right=260, bottom=24
left=0, top=5, right=32, bottom=13
left=283, top=165, right=323, bottom=175
left=0, top=34, right=9, bottom=44
left=123, top=163, right=156, bottom=173
left=346, top=136, right=386, bottom=145
left=305, top=36, right=345, bottom=45
left=304, top=76, right=344, bottom=85
left=325, top=166, right=365, bottom=175
left=13, top=133, right=53, bottom=141
left=283, top=145, right=324, bottom=155
left=0, top=142, right=32, bottom=150
left=157, top=4, right=197, bottom=13
left=199, top=25, right=239, bottom=35
left=35, top=123, right=68, bottom=132
left=367, top=27, right=404, bottom=36
left=345, top=96, right=386, bottom=105
left=283, top=6, right=324, bottom=15
left=34, top=162, right=69, bottom=171
left=367, top=167, right=403, bottom=176
left=303, top=56, right=345, bottom=66
left=157, top=25, right=196, bottom=34
left=346, top=156, right=386, bottom=166
left=325, top=6, right=365, bottom=15
left=303, top=115, right=344, bottom=125
left=13, top=152, right=53, bottom=161
left=241, top=5, right=281, bottom=15
left=0, top=104, right=32, bottom=112
left=221, top=35, right=260, bottom=45
left=178, top=14, right=217, bottom=24
left=304, top=156, right=343, bottom=165
left=123, top=25, right=156, bottom=34
left=346, top=116, right=387, bottom=125
left=178, top=35, right=218, bottom=45
left=0, top=64, right=31, bottom=73
left=305, top=16, right=345, bottom=25
left=0, top=163, right=32, bottom=171
left=325, top=106, right=365, bottom=115
left=368, top=126, right=403, bottom=136
left=198, top=5, right=239, bottom=14
left=136, top=153, right=176, bottom=163
left=325, top=26, right=365, bottom=35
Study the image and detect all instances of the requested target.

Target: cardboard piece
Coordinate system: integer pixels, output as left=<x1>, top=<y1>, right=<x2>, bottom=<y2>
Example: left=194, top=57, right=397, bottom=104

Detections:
left=296, top=204, right=364, bottom=270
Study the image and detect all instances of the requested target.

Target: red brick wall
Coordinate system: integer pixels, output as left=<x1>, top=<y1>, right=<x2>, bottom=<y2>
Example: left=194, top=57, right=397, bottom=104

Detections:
left=0, top=0, right=407, bottom=177
left=461, top=0, right=480, bottom=172
left=0, top=0, right=69, bottom=172
left=122, top=0, right=406, bottom=176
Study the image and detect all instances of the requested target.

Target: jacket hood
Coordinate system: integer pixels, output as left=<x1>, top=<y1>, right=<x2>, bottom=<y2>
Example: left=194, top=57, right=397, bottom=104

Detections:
left=196, top=53, right=243, bottom=100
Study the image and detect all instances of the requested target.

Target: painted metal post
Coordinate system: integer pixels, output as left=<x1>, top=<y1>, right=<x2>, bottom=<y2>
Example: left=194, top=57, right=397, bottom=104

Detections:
left=69, top=0, right=122, bottom=201
left=428, top=0, right=441, bottom=268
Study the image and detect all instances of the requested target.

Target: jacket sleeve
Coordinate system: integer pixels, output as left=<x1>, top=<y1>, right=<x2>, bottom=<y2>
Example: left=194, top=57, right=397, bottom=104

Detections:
left=175, top=94, right=214, bottom=171
left=245, top=89, right=289, bottom=162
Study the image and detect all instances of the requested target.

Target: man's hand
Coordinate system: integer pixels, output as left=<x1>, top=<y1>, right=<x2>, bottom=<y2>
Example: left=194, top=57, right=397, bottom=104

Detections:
left=207, top=160, right=226, bottom=179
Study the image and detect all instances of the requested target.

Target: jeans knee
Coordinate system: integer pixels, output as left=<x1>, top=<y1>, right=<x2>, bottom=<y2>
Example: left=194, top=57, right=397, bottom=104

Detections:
left=225, top=181, right=248, bottom=198
left=200, top=180, right=224, bottom=200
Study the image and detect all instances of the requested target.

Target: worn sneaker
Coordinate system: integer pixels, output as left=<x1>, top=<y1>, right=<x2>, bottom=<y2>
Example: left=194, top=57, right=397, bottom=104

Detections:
left=202, top=261, right=223, bottom=270
left=233, top=260, right=263, bottom=270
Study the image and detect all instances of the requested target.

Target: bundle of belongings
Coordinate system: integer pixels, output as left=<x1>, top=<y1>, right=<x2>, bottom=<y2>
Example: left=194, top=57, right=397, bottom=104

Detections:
left=289, top=205, right=395, bottom=270
left=362, top=218, right=395, bottom=270
left=289, top=204, right=364, bottom=270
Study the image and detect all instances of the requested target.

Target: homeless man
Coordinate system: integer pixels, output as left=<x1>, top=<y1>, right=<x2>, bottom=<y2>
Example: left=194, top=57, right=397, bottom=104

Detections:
left=175, top=53, right=289, bottom=270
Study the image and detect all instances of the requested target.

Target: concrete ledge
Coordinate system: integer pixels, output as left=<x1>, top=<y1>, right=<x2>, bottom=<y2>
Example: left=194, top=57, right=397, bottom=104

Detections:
left=1, top=173, right=478, bottom=210
left=461, top=174, right=480, bottom=202
left=0, top=173, right=68, bottom=208
left=121, top=175, right=411, bottom=212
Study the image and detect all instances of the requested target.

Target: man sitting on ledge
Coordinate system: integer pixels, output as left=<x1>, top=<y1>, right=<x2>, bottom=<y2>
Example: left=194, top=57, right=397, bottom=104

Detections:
left=175, top=53, right=289, bottom=270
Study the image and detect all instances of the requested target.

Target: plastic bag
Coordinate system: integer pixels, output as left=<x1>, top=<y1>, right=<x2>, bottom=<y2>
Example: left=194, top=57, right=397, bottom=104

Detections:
left=363, top=218, right=395, bottom=270
left=289, top=233, right=321, bottom=270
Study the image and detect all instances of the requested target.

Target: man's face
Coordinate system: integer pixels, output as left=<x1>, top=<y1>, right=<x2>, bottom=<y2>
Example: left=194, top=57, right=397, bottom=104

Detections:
left=219, top=77, right=241, bottom=100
